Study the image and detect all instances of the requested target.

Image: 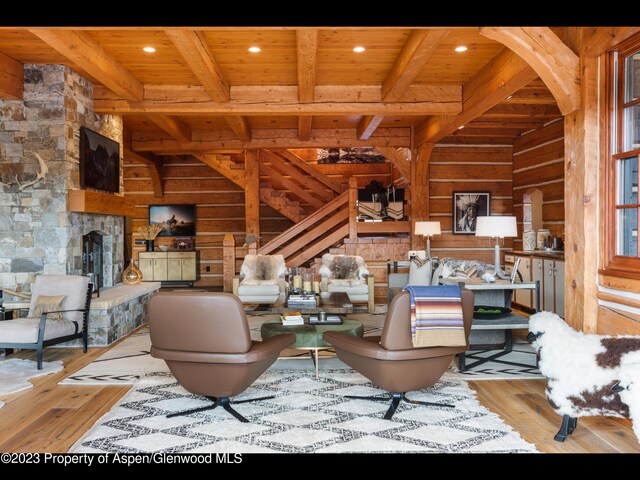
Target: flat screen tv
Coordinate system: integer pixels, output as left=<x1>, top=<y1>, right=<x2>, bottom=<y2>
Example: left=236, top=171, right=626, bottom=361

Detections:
left=79, top=127, right=120, bottom=193
left=149, top=204, right=196, bottom=237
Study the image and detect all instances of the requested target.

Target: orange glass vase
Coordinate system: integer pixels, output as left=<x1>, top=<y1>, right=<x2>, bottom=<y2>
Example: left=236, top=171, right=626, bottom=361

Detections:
left=122, top=260, right=143, bottom=285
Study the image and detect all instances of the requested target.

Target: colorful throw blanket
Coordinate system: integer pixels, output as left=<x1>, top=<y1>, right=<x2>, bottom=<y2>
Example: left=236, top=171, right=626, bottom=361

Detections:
left=402, top=285, right=466, bottom=348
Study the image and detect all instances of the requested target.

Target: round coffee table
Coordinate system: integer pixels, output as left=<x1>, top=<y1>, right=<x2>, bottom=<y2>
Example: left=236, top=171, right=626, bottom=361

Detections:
left=261, top=318, right=364, bottom=378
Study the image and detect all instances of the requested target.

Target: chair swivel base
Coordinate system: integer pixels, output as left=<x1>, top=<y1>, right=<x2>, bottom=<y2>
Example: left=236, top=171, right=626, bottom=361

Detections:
left=346, top=392, right=455, bottom=420
left=554, top=414, right=578, bottom=442
left=167, top=395, right=274, bottom=423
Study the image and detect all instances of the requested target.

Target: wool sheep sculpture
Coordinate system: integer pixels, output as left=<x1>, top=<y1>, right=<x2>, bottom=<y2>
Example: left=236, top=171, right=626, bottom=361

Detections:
left=528, top=311, right=640, bottom=443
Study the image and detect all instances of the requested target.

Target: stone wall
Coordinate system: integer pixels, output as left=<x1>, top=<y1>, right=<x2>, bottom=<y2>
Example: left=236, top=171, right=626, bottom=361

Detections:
left=0, top=64, right=124, bottom=292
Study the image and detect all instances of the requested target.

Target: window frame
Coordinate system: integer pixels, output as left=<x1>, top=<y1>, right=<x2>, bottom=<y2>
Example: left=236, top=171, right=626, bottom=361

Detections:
left=602, top=33, right=640, bottom=279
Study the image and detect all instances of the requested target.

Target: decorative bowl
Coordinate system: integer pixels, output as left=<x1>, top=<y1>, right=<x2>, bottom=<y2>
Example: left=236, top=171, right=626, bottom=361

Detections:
left=158, top=245, right=170, bottom=252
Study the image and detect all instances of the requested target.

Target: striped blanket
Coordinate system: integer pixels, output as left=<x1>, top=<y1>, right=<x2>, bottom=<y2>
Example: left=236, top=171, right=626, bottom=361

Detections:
left=403, top=285, right=466, bottom=348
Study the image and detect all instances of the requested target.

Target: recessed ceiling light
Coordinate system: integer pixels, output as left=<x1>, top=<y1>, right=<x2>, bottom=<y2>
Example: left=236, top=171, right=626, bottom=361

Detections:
left=455, top=46, right=468, bottom=53
left=458, top=125, right=465, bottom=130
left=143, top=46, right=156, bottom=53
left=506, top=94, right=514, bottom=100
left=353, top=46, right=366, bottom=53
left=248, top=46, right=261, bottom=53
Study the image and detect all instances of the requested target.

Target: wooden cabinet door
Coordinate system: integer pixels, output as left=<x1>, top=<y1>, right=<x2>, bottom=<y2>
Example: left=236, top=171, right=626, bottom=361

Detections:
left=514, top=256, right=532, bottom=307
left=554, top=260, right=565, bottom=317
left=532, top=258, right=544, bottom=310
left=181, top=255, right=197, bottom=280
left=543, top=259, right=555, bottom=312
left=138, top=256, right=154, bottom=281
left=153, top=257, right=168, bottom=281
left=167, top=258, right=182, bottom=280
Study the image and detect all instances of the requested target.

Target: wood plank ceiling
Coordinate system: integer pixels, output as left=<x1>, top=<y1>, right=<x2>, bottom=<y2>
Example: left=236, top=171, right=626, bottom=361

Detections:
left=0, top=27, right=561, bottom=153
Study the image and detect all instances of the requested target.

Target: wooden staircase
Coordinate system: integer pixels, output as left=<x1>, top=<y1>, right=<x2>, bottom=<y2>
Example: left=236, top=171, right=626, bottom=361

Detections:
left=194, top=149, right=343, bottom=224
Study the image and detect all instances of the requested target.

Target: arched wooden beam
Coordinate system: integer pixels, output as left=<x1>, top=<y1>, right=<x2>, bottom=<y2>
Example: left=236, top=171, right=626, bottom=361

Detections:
left=480, top=27, right=580, bottom=115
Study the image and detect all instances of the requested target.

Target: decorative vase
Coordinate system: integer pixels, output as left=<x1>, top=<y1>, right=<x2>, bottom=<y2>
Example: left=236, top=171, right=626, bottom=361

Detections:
left=523, top=230, right=536, bottom=251
left=145, top=240, right=154, bottom=252
left=122, top=260, right=143, bottom=285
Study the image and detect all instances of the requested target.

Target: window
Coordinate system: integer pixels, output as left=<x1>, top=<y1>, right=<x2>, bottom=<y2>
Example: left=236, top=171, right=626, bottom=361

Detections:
left=604, top=33, right=640, bottom=278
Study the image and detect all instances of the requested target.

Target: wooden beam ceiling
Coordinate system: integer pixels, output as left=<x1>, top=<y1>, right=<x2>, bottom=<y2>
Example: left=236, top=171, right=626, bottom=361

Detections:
left=30, top=29, right=144, bottom=101
left=166, top=29, right=252, bottom=141
left=132, top=127, right=411, bottom=152
left=147, top=115, right=191, bottom=143
left=0, top=51, right=23, bottom=100
left=480, top=27, right=580, bottom=115
left=376, top=146, right=410, bottom=184
left=94, top=84, right=461, bottom=116
left=356, top=115, right=385, bottom=140
left=298, top=116, right=312, bottom=141
left=296, top=29, right=318, bottom=141
left=382, top=29, right=449, bottom=102
left=415, top=48, right=537, bottom=146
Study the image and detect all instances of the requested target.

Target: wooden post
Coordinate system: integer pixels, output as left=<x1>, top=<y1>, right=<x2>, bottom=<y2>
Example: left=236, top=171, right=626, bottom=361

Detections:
left=563, top=35, right=599, bottom=333
left=223, top=234, right=235, bottom=293
left=410, top=144, right=432, bottom=249
left=348, top=176, right=358, bottom=239
left=244, top=150, right=260, bottom=246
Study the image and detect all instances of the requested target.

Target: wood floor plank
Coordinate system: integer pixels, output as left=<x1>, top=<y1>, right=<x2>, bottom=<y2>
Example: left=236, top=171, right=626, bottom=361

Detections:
left=0, top=339, right=638, bottom=452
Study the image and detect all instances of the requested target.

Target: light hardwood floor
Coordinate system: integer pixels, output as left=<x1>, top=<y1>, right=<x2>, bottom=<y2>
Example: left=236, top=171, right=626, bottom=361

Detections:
left=0, top=344, right=638, bottom=453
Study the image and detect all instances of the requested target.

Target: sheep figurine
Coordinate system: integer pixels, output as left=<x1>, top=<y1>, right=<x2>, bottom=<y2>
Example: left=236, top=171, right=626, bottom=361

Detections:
left=528, top=311, right=640, bottom=442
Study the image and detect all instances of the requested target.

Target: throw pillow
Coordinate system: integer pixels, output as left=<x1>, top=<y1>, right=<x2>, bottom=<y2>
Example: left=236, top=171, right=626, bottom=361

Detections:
left=30, top=295, right=65, bottom=320
left=330, top=256, right=359, bottom=280
left=408, top=258, right=432, bottom=286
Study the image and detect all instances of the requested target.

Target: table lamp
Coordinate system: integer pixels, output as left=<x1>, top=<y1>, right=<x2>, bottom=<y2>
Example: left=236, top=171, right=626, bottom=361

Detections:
left=415, top=221, right=441, bottom=259
left=475, top=216, right=517, bottom=279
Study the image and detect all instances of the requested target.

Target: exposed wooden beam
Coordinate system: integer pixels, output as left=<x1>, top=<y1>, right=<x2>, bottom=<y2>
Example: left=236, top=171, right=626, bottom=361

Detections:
left=165, top=29, right=229, bottom=102
left=273, top=149, right=343, bottom=193
left=193, top=153, right=245, bottom=188
left=482, top=103, right=562, bottom=118
left=296, top=29, right=318, bottom=102
left=416, top=143, right=433, bottom=181
left=375, top=147, right=411, bottom=184
left=383, top=29, right=449, bottom=102
left=410, top=144, right=433, bottom=249
left=415, top=49, right=537, bottom=146
left=123, top=147, right=163, bottom=198
left=298, top=116, right=312, bottom=141
left=224, top=115, right=251, bottom=142
left=147, top=115, right=191, bottom=143
left=480, top=27, right=580, bottom=115
left=581, top=27, right=640, bottom=57
left=357, top=115, right=385, bottom=140
left=244, top=150, right=260, bottom=242
left=94, top=84, right=462, bottom=115
left=132, top=127, right=411, bottom=152
left=30, top=29, right=143, bottom=101
left=0, top=51, right=23, bottom=100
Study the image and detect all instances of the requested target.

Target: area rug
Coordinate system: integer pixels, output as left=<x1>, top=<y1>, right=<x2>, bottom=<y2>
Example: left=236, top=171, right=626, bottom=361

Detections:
left=69, top=369, right=538, bottom=453
left=60, top=312, right=387, bottom=386
left=0, top=358, right=63, bottom=396
left=454, top=339, right=542, bottom=380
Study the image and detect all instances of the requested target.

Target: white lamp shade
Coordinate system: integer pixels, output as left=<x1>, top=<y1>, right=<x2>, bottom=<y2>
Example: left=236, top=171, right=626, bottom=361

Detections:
left=415, top=221, right=441, bottom=236
left=475, top=216, right=517, bottom=238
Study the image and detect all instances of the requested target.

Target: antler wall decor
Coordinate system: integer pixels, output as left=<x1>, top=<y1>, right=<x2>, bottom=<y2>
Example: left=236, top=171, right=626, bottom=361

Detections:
left=0, top=152, right=49, bottom=190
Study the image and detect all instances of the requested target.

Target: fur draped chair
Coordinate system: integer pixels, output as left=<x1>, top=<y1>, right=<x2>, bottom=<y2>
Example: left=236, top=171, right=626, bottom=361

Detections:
left=318, top=254, right=375, bottom=313
left=528, top=311, right=640, bottom=443
left=232, top=254, right=287, bottom=304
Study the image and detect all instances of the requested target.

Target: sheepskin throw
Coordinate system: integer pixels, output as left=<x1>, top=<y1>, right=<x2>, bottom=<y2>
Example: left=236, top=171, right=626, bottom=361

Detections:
left=240, top=255, right=286, bottom=282
left=319, top=254, right=368, bottom=282
left=529, top=312, right=640, bottom=442
left=403, top=285, right=466, bottom=348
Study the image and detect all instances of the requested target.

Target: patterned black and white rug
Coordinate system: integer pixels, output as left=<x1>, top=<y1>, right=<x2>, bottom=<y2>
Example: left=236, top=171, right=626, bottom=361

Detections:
left=70, top=370, right=538, bottom=453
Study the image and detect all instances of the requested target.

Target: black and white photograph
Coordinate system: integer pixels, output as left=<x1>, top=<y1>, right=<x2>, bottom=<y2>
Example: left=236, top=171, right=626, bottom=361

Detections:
left=452, top=192, right=490, bottom=234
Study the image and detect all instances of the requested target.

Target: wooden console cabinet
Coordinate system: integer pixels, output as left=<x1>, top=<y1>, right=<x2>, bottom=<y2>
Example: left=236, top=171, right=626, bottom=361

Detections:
left=138, top=251, right=197, bottom=284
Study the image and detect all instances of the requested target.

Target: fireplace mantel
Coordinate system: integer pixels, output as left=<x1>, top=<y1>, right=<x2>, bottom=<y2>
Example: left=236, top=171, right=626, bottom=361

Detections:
left=67, top=189, right=135, bottom=216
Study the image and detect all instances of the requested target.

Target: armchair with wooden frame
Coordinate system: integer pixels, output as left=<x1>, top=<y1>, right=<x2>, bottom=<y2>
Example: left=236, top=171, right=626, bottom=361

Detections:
left=0, top=275, right=92, bottom=369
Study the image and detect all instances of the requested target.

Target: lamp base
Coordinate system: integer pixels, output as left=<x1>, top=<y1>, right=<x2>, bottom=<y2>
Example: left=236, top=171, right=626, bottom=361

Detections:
left=493, top=240, right=510, bottom=280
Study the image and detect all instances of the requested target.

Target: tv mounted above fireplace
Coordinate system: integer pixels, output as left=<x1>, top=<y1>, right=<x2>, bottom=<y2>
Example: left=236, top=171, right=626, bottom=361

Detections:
left=79, top=127, right=120, bottom=194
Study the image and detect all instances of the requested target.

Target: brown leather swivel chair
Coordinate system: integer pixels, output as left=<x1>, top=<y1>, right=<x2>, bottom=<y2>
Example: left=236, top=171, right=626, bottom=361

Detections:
left=150, top=292, right=295, bottom=422
left=324, top=289, right=474, bottom=420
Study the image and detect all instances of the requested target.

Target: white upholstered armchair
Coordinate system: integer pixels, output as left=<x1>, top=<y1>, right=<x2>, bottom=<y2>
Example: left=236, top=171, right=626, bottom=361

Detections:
left=0, top=275, right=92, bottom=369
left=319, top=254, right=375, bottom=313
left=233, top=254, right=287, bottom=304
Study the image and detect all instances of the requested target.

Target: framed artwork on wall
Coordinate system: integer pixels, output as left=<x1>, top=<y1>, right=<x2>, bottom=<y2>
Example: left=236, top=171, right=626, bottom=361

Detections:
left=149, top=204, right=196, bottom=237
left=452, top=192, right=490, bottom=235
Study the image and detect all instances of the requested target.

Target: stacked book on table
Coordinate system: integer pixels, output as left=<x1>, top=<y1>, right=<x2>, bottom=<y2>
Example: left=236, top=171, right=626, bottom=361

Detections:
left=287, top=294, right=317, bottom=308
left=280, top=311, right=304, bottom=326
